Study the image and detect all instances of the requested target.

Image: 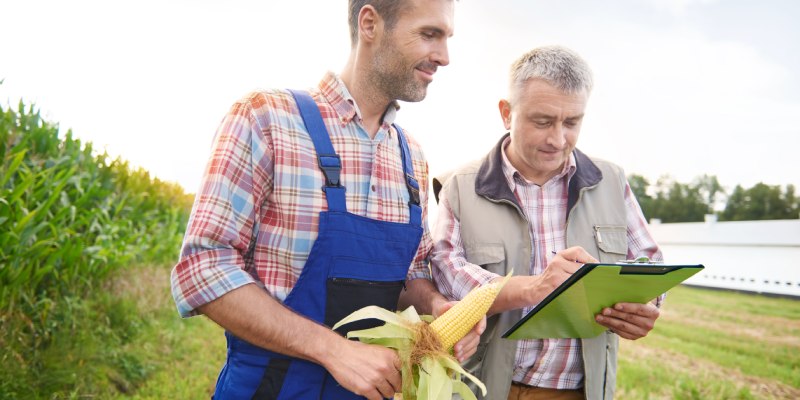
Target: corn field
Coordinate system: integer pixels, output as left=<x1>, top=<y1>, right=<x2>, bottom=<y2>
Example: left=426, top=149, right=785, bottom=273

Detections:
left=1, top=99, right=193, bottom=397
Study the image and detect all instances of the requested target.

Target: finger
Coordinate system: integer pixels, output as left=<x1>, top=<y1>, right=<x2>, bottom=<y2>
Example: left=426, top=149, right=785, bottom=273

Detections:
left=607, top=305, right=660, bottom=329
left=596, top=313, right=651, bottom=339
left=363, top=388, right=383, bottom=400
left=615, top=302, right=660, bottom=318
left=454, top=331, right=480, bottom=361
left=475, top=315, right=487, bottom=335
left=560, top=246, right=598, bottom=263
left=603, top=307, right=656, bottom=329
left=393, top=353, right=402, bottom=372
left=377, top=375, right=399, bottom=399
left=601, top=304, right=657, bottom=324
left=455, top=316, right=487, bottom=360
left=388, top=362, right=402, bottom=392
left=434, top=301, right=455, bottom=318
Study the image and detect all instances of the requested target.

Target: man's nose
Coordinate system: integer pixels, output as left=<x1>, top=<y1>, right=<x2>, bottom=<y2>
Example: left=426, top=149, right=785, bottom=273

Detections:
left=433, top=40, right=450, bottom=67
left=548, top=124, right=567, bottom=147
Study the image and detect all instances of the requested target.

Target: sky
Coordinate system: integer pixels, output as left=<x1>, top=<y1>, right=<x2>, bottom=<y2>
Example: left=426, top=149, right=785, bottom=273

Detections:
left=2, top=0, right=799, bottom=207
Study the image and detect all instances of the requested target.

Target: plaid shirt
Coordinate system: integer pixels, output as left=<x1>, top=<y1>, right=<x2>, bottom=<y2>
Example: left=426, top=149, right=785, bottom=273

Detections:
left=171, top=72, right=433, bottom=318
left=431, top=137, right=662, bottom=389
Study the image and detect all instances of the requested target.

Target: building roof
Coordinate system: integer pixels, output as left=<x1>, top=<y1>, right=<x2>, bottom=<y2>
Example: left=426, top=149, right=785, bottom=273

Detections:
left=648, top=218, right=800, bottom=247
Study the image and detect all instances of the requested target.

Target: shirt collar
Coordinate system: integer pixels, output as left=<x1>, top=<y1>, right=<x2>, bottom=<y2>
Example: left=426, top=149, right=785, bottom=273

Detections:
left=317, top=71, right=400, bottom=130
left=500, top=136, right=577, bottom=190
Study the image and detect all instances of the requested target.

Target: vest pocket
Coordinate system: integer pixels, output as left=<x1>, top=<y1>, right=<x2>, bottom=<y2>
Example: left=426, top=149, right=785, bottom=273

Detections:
left=464, top=243, right=506, bottom=273
left=593, top=225, right=627, bottom=256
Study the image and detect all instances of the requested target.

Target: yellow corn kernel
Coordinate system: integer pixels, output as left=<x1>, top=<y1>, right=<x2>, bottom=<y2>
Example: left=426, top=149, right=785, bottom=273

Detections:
left=429, top=276, right=508, bottom=351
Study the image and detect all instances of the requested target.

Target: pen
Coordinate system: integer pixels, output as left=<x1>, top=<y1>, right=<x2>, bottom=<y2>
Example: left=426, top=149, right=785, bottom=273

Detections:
left=551, top=250, right=581, bottom=263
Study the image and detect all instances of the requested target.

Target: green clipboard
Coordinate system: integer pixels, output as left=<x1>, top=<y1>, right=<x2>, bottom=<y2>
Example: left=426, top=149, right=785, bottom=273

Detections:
left=502, top=262, right=704, bottom=339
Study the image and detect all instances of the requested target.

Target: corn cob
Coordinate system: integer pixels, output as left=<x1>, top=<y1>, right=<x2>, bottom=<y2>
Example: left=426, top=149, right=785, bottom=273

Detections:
left=429, top=275, right=509, bottom=351
left=334, top=272, right=511, bottom=399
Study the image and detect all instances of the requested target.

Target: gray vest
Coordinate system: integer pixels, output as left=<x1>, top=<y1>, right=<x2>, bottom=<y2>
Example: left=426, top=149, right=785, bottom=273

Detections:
left=433, top=135, right=629, bottom=400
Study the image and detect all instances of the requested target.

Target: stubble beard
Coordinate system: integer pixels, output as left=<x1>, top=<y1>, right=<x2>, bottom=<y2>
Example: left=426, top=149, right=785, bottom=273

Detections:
left=370, top=40, right=429, bottom=103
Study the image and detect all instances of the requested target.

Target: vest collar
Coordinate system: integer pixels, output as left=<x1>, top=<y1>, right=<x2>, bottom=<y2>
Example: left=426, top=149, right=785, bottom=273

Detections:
left=475, top=133, right=604, bottom=215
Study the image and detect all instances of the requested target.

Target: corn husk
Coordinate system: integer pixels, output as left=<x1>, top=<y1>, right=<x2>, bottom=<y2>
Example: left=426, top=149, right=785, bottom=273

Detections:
left=333, top=274, right=512, bottom=400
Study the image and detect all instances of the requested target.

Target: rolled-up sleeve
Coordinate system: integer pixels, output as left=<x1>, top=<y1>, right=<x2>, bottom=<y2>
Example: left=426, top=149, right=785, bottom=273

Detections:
left=429, top=187, right=501, bottom=301
left=624, top=182, right=666, bottom=306
left=170, top=100, right=273, bottom=317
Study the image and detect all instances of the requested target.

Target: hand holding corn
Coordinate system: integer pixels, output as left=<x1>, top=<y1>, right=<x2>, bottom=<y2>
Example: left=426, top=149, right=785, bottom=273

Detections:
left=333, top=273, right=511, bottom=400
left=431, top=300, right=486, bottom=362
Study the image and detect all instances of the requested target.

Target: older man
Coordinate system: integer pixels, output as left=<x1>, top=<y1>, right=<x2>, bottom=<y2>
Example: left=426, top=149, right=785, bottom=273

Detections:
left=431, top=46, right=663, bottom=400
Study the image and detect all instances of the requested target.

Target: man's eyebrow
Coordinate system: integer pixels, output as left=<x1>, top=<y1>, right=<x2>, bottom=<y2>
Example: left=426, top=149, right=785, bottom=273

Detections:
left=422, top=23, right=456, bottom=37
left=528, top=112, right=556, bottom=119
left=565, top=113, right=585, bottom=121
left=420, top=26, right=447, bottom=35
left=527, top=112, right=585, bottom=121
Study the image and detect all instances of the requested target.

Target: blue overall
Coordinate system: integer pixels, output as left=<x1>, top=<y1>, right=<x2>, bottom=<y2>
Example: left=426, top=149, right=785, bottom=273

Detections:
left=212, top=90, right=424, bottom=399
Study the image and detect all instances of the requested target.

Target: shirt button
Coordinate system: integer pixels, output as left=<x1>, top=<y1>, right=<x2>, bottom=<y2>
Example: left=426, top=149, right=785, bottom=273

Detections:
left=371, top=185, right=376, bottom=192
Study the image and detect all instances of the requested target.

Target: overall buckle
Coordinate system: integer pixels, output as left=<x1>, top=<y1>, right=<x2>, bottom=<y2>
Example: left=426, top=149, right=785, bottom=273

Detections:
left=317, top=154, right=342, bottom=188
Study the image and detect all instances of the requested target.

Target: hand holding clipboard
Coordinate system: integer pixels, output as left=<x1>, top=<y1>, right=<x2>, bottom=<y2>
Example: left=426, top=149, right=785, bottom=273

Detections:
left=502, top=261, right=704, bottom=339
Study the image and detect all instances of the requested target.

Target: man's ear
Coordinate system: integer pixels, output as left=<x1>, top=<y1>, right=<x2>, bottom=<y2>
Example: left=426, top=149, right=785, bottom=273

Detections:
left=357, top=5, right=383, bottom=44
left=498, top=99, right=512, bottom=130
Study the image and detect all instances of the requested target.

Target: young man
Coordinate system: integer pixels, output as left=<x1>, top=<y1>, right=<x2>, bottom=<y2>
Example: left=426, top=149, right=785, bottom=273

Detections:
left=431, top=46, right=664, bottom=400
left=170, top=1, right=482, bottom=399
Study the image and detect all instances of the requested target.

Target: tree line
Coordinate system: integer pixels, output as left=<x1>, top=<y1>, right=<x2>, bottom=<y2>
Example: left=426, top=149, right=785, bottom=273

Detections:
left=628, top=174, right=798, bottom=223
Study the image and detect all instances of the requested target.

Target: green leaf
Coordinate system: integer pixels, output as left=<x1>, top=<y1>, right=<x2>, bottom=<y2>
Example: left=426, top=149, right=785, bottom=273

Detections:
left=332, top=305, right=411, bottom=331
left=424, top=357, right=450, bottom=400
left=0, top=149, right=26, bottom=187
left=439, top=356, right=487, bottom=396
left=347, top=323, right=413, bottom=340
left=417, top=357, right=433, bottom=400
left=358, top=336, right=411, bottom=350
left=398, top=305, right=424, bottom=323
left=452, top=379, right=478, bottom=400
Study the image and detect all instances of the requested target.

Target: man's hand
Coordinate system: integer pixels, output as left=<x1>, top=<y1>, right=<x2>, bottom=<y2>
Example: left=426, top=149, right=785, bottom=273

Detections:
left=323, top=339, right=402, bottom=400
left=434, top=301, right=487, bottom=362
left=595, top=302, right=660, bottom=340
left=539, top=246, right=598, bottom=293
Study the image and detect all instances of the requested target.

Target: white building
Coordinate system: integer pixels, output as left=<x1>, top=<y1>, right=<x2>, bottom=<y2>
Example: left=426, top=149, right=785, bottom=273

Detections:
left=647, top=217, right=800, bottom=297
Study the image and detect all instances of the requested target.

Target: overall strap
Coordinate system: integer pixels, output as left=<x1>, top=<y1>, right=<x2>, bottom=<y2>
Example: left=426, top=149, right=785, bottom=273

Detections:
left=393, top=124, right=422, bottom=227
left=287, top=89, right=346, bottom=212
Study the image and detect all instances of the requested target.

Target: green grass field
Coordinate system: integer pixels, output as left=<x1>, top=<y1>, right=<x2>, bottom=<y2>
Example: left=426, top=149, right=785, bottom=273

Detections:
left=616, top=285, right=800, bottom=399
left=114, top=268, right=799, bottom=400
left=10, top=265, right=796, bottom=399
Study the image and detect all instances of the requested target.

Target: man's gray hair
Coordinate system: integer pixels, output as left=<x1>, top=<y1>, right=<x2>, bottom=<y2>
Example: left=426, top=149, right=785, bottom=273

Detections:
left=509, top=46, right=594, bottom=98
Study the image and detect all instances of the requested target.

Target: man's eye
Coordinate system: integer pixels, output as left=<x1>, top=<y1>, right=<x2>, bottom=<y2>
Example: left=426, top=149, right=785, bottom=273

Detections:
left=534, top=121, right=551, bottom=128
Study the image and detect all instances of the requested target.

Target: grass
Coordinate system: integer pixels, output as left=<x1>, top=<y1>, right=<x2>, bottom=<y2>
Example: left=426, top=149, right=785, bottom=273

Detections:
left=4, top=269, right=797, bottom=399
left=106, top=265, right=225, bottom=400
left=0, top=265, right=224, bottom=399
left=617, top=285, right=800, bottom=399
left=105, top=279, right=800, bottom=400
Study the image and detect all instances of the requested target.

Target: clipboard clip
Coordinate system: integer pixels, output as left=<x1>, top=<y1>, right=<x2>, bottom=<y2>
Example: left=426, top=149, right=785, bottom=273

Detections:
left=618, top=256, right=663, bottom=264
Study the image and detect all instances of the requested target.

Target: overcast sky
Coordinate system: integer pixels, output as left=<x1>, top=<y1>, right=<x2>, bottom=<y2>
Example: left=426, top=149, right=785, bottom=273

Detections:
left=2, top=0, right=798, bottom=206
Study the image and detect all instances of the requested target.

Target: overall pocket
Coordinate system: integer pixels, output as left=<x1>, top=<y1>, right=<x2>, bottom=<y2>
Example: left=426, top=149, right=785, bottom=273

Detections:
left=325, top=257, right=408, bottom=334
left=325, top=277, right=404, bottom=334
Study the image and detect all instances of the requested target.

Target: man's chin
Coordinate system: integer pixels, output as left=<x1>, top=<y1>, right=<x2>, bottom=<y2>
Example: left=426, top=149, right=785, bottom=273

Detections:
left=398, top=87, right=428, bottom=103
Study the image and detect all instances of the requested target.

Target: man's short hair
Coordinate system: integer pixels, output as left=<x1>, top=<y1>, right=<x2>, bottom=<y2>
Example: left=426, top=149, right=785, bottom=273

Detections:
left=348, top=0, right=413, bottom=46
left=509, top=46, right=594, bottom=99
